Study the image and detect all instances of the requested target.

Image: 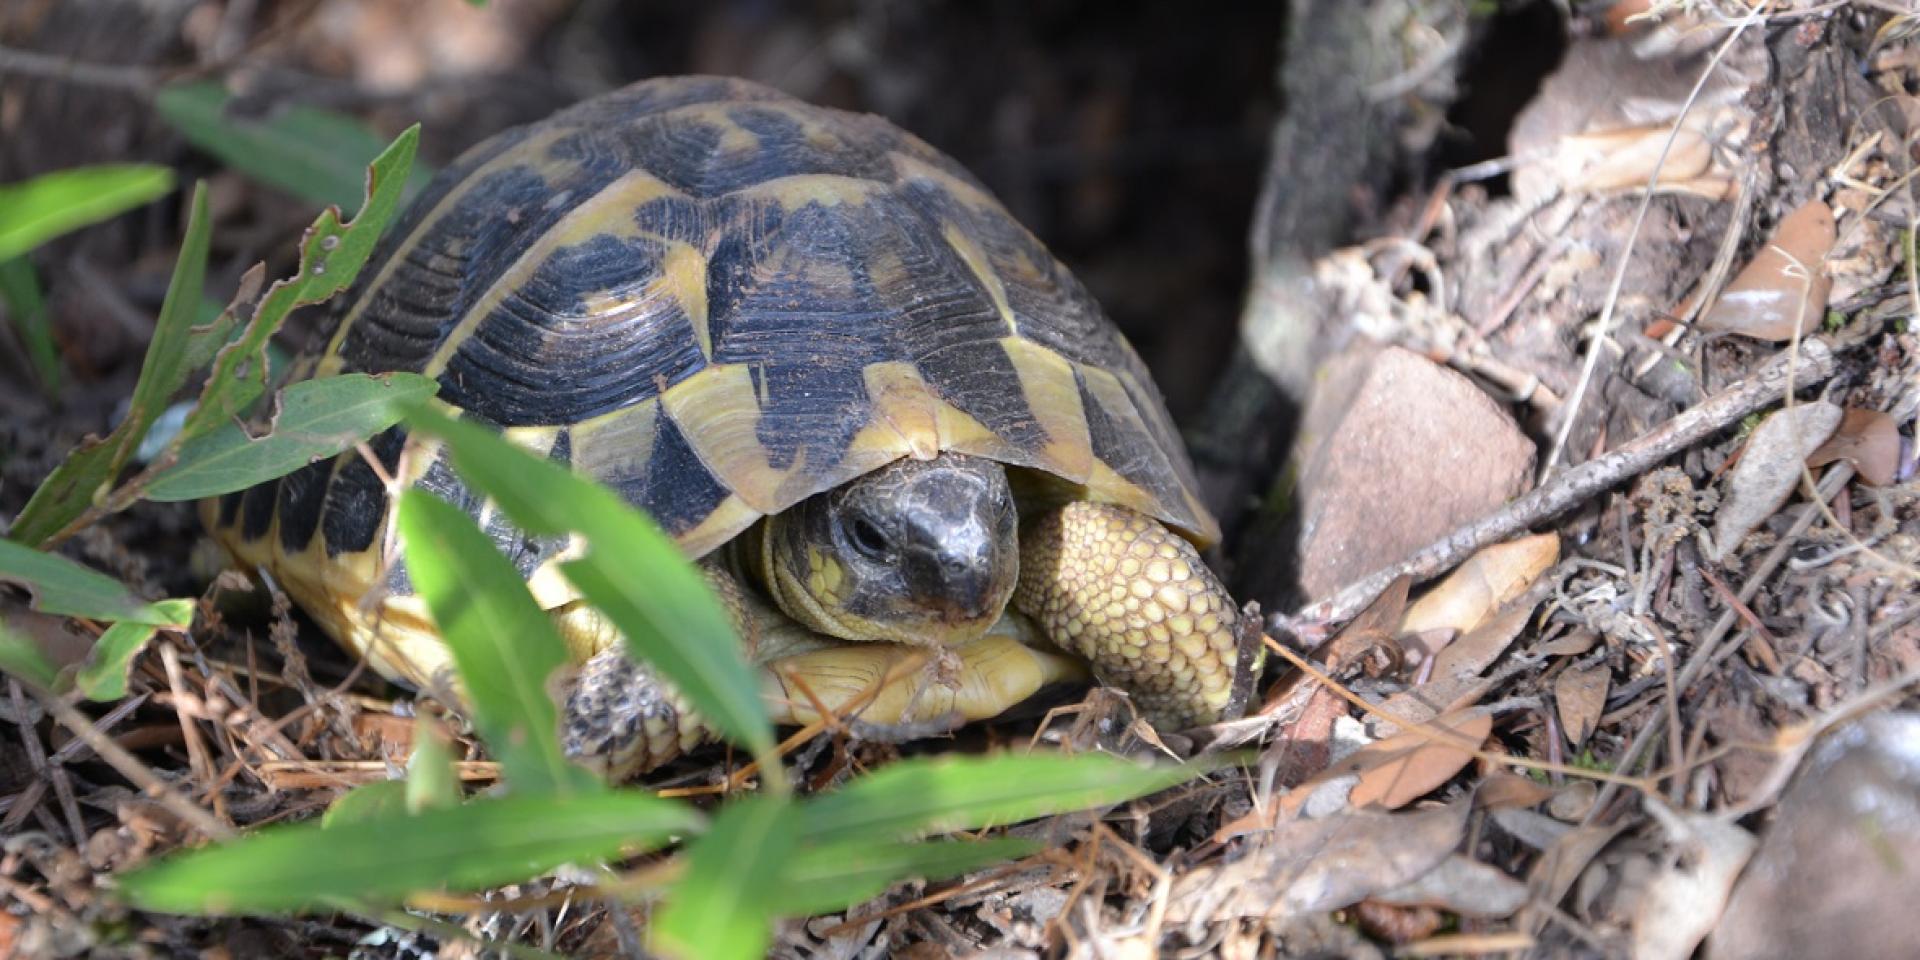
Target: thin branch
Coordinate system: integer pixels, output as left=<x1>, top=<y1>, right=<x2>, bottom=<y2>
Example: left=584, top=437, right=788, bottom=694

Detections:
left=1294, top=336, right=1839, bottom=626
left=1539, top=1, right=1771, bottom=481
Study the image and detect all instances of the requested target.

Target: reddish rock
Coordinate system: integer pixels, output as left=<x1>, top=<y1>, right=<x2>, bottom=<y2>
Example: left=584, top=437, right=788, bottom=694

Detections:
left=1293, top=345, right=1535, bottom=601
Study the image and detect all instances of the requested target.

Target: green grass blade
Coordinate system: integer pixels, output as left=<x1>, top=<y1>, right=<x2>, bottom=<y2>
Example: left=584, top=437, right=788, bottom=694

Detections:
left=772, top=836, right=1041, bottom=917
left=8, top=182, right=212, bottom=547
left=405, top=717, right=461, bottom=813
left=156, top=82, right=433, bottom=211
left=74, top=598, right=195, bottom=700
left=0, top=257, right=58, bottom=394
left=319, top=780, right=408, bottom=830
left=654, top=793, right=797, bottom=960
left=800, top=753, right=1205, bottom=846
left=0, top=539, right=194, bottom=627
left=145, top=373, right=437, bottom=500
left=118, top=790, right=700, bottom=915
left=404, top=408, right=775, bottom=766
left=0, top=163, right=174, bottom=262
left=395, top=489, right=596, bottom=796
left=0, top=621, right=59, bottom=690
left=183, top=124, right=419, bottom=443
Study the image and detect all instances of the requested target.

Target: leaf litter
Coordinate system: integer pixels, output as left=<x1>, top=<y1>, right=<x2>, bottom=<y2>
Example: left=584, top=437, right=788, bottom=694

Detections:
left=3, top=2, right=1920, bottom=958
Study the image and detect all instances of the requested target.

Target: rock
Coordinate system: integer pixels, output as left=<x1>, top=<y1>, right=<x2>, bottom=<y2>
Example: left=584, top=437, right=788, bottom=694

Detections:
left=1710, top=712, right=1920, bottom=960
left=1292, top=345, right=1536, bottom=601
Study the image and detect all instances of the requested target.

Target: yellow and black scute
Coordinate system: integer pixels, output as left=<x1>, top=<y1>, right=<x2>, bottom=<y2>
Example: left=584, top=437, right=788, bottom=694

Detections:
left=204, top=74, right=1218, bottom=699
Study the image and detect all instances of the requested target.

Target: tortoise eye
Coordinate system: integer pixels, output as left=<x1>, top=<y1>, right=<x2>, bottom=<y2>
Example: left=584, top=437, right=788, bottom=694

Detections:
left=847, top=515, right=892, bottom=560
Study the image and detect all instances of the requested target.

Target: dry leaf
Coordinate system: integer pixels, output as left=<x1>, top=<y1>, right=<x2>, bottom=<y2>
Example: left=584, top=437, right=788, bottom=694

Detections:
left=1326, top=710, right=1493, bottom=810
left=1711, top=402, right=1843, bottom=561
left=1401, top=533, right=1559, bottom=636
left=1370, top=854, right=1530, bottom=919
left=1806, top=407, right=1900, bottom=487
left=1631, top=810, right=1756, bottom=960
left=1698, top=200, right=1836, bottom=341
left=1524, top=821, right=1633, bottom=935
left=1554, top=661, right=1610, bottom=750
left=1321, top=574, right=1410, bottom=674
left=1477, top=771, right=1558, bottom=811
left=1535, top=628, right=1600, bottom=657
left=1374, top=674, right=1496, bottom=737
left=1555, top=124, right=1725, bottom=196
left=1429, top=601, right=1535, bottom=682
left=1172, top=798, right=1473, bottom=922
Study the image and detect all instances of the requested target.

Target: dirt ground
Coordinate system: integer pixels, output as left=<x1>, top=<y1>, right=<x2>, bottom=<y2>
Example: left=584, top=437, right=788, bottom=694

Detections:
left=3, top=1, right=1919, bottom=958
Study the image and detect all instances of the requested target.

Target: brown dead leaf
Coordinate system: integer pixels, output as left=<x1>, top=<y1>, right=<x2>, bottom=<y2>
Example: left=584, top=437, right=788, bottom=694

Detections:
left=1173, top=798, right=1473, bottom=922
left=1524, top=820, right=1632, bottom=935
left=1476, top=771, right=1558, bottom=811
left=1401, top=533, right=1559, bottom=637
left=1370, top=854, right=1530, bottom=919
left=1328, top=710, right=1494, bottom=810
left=1554, top=661, right=1610, bottom=750
left=1698, top=200, right=1836, bottom=341
left=1711, top=402, right=1843, bottom=561
left=1806, top=407, right=1900, bottom=487
left=1535, top=628, right=1600, bottom=657
left=1375, top=673, right=1497, bottom=736
left=1631, top=810, right=1756, bottom=960
left=1429, top=601, right=1535, bottom=682
left=1321, top=574, right=1410, bottom=674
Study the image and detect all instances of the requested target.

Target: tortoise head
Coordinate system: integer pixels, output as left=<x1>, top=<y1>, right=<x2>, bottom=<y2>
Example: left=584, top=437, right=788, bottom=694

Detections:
left=759, top=452, right=1019, bottom=647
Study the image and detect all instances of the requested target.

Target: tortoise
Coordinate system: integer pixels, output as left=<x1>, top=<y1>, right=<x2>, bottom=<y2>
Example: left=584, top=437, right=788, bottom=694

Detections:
left=207, top=76, right=1256, bottom=779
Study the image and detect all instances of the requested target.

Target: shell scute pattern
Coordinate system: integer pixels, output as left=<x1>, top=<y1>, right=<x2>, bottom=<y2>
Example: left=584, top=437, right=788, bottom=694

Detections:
left=248, top=76, right=1213, bottom=571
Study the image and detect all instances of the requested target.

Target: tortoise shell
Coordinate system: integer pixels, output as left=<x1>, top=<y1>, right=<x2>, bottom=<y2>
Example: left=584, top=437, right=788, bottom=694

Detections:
left=215, top=76, right=1216, bottom=592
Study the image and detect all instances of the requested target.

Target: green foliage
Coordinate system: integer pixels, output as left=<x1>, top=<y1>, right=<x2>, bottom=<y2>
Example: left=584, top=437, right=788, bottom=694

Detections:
left=9, top=126, right=420, bottom=549
left=0, top=163, right=175, bottom=263
left=0, top=257, right=58, bottom=394
left=117, top=791, right=700, bottom=914
left=156, top=82, right=433, bottom=210
left=404, top=407, right=777, bottom=773
left=74, top=600, right=195, bottom=700
left=405, top=717, right=462, bottom=813
left=9, top=182, right=214, bottom=547
left=320, top=781, right=409, bottom=830
left=770, top=836, right=1041, bottom=917
left=0, top=539, right=193, bottom=627
left=655, top=794, right=799, bottom=960
left=800, top=751, right=1206, bottom=845
left=183, top=125, right=420, bottom=440
left=144, top=373, right=438, bottom=501
left=396, top=490, right=599, bottom=797
left=0, top=622, right=59, bottom=690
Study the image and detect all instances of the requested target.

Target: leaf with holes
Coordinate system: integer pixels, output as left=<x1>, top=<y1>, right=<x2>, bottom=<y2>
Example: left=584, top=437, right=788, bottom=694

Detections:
left=145, top=373, right=437, bottom=501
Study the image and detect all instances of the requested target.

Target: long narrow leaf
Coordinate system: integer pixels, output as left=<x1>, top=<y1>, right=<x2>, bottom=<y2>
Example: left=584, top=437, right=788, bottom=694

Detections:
left=403, top=408, right=775, bottom=766
left=772, top=836, right=1042, bottom=917
left=654, top=794, right=797, bottom=960
left=801, top=752, right=1205, bottom=847
left=156, top=82, right=433, bottom=211
left=0, top=539, right=193, bottom=627
left=0, top=622, right=59, bottom=690
left=395, top=490, right=596, bottom=796
left=0, top=163, right=174, bottom=262
left=118, top=790, right=699, bottom=914
left=183, top=124, right=419, bottom=443
left=145, top=373, right=437, bottom=500
left=8, top=182, right=212, bottom=546
left=0, top=257, right=58, bottom=393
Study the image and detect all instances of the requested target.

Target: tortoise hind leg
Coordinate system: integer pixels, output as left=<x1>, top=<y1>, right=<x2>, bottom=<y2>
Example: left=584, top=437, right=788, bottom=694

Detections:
left=1013, top=501, right=1252, bottom=729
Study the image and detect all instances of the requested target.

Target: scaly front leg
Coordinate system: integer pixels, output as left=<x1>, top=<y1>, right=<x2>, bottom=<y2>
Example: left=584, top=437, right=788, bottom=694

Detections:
left=1013, top=501, right=1252, bottom=728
